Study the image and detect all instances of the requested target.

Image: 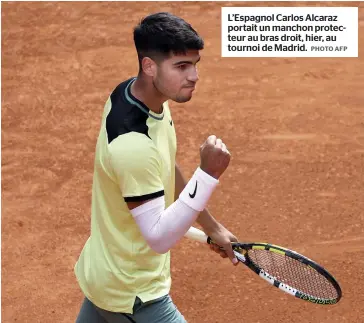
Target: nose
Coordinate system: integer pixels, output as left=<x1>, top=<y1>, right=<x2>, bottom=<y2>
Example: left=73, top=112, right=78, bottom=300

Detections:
left=187, top=66, right=199, bottom=83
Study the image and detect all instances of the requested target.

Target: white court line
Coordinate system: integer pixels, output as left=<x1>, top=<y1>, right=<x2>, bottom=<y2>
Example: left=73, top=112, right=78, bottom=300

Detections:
left=309, top=236, right=364, bottom=246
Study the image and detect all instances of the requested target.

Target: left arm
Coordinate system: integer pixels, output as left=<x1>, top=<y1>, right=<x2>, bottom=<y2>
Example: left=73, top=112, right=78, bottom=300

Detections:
left=174, top=163, right=239, bottom=265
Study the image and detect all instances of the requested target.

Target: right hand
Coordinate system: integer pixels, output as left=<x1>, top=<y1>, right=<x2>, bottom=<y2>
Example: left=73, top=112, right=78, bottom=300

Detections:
left=199, top=135, right=231, bottom=179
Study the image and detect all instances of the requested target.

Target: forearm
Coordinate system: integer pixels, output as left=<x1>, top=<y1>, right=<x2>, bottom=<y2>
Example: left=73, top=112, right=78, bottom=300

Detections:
left=132, top=166, right=219, bottom=253
left=132, top=197, right=200, bottom=253
left=196, top=208, right=220, bottom=232
left=175, top=163, right=219, bottom=232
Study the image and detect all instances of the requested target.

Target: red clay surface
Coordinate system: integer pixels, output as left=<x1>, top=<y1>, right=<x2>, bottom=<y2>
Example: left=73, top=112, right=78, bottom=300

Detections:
left=2, top=2, right=364, bottom=322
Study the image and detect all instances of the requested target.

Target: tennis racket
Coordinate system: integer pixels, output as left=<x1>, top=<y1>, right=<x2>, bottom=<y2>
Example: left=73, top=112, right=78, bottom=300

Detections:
left=185, top=227, right=342, bottom=305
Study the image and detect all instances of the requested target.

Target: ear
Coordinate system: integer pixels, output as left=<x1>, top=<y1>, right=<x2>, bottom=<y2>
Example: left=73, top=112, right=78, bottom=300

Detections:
left=141, top=57, right=157, bottom=77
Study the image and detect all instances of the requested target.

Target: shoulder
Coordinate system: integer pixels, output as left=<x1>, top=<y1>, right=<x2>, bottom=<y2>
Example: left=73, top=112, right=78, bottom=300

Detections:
left=109, top=132, right=161, bottom=166
left=106, top=78, right=150, bottom=144
left=110, top=77, right=135, bottom=98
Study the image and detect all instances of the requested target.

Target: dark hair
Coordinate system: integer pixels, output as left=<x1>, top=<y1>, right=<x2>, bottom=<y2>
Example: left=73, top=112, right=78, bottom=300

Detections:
left=133, top=12, right=204, bottom=68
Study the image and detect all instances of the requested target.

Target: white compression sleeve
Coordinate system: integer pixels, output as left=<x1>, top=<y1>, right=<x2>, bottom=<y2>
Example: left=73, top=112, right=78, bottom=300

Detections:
left=131, top=196, right=197, bottom=254
left=130, top=167, right=219, bottom=254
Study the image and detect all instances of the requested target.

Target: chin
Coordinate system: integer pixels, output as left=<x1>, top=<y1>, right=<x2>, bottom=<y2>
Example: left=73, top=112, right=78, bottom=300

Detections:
left=173, top=95, right=193, bottom=103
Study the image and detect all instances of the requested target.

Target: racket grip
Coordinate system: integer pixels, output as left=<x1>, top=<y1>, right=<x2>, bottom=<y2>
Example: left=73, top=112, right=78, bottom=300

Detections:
left=185, top=226, right=211, bottom=244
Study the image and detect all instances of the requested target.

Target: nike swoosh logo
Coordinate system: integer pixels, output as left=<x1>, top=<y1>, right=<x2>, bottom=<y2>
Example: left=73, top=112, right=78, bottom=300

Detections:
left=189, top=181, right=198, bottom=198
left=169, top=120, right=173, bottom=126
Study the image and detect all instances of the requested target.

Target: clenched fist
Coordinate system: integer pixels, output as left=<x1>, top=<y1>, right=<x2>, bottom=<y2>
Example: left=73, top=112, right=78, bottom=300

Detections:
left=199, top=135, right=231, bottom=179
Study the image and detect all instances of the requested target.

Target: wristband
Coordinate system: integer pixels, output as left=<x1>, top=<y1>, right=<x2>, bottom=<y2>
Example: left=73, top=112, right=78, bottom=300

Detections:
left=179, top=167, right=219, bottom=211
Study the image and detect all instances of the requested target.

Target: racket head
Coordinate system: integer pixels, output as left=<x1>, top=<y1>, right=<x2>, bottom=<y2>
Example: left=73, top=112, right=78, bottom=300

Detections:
left=231, top=242, right=342, bottom=305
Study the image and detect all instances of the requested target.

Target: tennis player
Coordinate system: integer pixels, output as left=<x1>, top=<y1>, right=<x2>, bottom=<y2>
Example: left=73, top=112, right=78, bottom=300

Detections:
left=74, top=12, right=239, bottom=323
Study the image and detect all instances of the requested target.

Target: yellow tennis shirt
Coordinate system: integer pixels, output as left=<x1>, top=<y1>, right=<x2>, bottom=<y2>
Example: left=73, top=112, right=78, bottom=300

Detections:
left=74, top=77, right=177, bottom=313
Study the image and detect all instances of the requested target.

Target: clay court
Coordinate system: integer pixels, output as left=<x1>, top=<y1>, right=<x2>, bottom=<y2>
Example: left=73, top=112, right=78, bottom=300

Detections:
left=2, top=1, right=364, bottom=322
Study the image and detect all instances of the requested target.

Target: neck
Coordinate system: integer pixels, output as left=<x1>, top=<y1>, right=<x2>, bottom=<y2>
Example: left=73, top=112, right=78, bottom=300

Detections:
left=130, top=74, right=167, bottom=114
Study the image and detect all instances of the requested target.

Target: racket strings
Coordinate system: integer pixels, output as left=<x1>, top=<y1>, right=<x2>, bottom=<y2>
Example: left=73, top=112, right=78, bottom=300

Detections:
left=247, top=249, right=338, bottom=299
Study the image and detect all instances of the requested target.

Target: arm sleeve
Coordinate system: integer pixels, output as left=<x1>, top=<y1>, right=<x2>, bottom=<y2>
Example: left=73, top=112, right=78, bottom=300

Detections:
left=130, top=167, right=220, bottom=254
left=130, top=196, right=200, bottom=254
left=109, top=132, right=164, bottom=202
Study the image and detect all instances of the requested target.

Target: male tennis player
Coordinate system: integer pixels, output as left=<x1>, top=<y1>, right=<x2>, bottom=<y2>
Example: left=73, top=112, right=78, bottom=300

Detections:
left=75, top=12, right=239, bottom=323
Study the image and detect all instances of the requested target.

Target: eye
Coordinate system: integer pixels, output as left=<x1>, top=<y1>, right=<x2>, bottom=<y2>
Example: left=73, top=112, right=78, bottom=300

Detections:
left=177, top=64, right=187, bottom=70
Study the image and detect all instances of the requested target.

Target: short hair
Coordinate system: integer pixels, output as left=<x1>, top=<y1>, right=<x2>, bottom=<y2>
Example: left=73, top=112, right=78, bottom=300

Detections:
left=133, top=12, right=204, bottom=68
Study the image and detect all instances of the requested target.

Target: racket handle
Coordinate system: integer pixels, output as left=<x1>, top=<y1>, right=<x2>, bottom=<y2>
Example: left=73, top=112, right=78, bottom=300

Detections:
left=185, top=226, right=212, bottom=244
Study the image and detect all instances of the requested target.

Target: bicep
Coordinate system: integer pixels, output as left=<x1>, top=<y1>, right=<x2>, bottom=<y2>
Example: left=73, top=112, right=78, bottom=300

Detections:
left=109, top=134, right=165, bottom=203
left=126, top=198, right=154, bottom=211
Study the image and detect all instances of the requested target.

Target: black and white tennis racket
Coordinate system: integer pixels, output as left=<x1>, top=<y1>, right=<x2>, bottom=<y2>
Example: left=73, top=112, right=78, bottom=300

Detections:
left=185, top=227, right=342, bottom=305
